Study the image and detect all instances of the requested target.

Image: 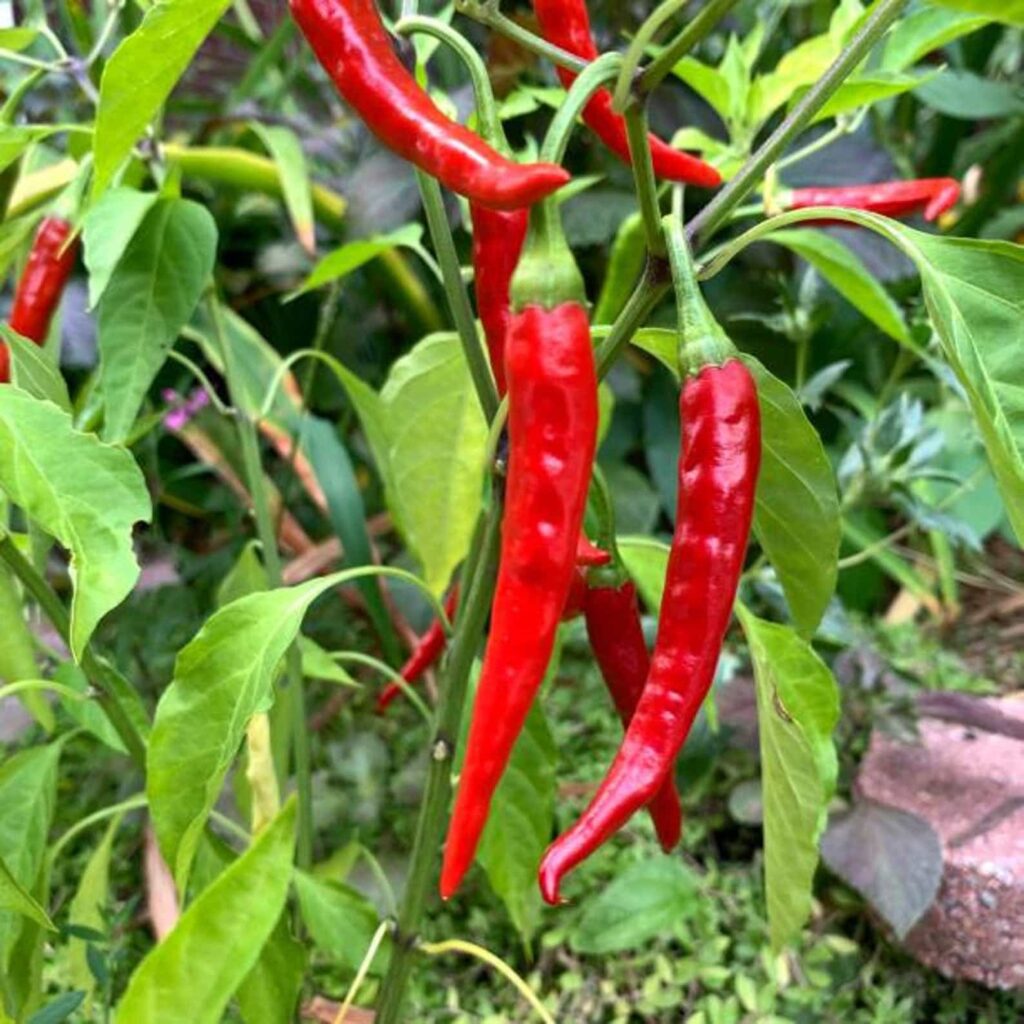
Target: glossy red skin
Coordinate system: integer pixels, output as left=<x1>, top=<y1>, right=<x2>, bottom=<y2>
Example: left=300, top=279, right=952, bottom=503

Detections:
left=540, top=360, right=760, bottom=904
left=531, top=0, right=721, bottom=189
left=441, top=302, right=598, bottom=899
left=471, top=204, right=529, bottom=395
left=290, top=0, right=570, bottom=209
left=3, top=217, right=77, bottom=383
left=376, top=586, right=461, bottom=712
left=787, top=178, right=960, bottom=224
left=584, top=581, right=682, bottom=852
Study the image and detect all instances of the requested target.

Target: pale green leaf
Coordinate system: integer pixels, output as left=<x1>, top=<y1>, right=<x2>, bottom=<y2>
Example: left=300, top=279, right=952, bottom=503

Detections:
left=737, top=607, right=839, bottom=951
left=3, top=327, right=71, bottom=412
left=114, top=800, right=296, bottom=1024
left=148, top=575, right=341, bottom=889
left=764, top=229, right=909, bottom=343
left=293, top=224, right=423, bottom=297
left=0, top=560, right=51, bottom=732
left=925, top=0, right=1024, bottom=27
left=882, top=8, right=991, bottom=70
left=0, top=744, right=61, bottom=968
left=65, top=814, right=122, bottom=1004
left=98, top=198, right=217, bottom=442
left=82, top=186, right=160, bottom=308
left=0, top=389, right=151, bottom=659
left=0, top=858, right=54, bottom=933
left=617, top=536, right=670, bottom=613
left=248, top=124, right=315, bottom=253
left=294, top=872, right=384, bottom=973
left=380, top=333, right=488, bottom=595
left=93, top=0, right=233, bottom=200
left=236, top=914, right=307, bottom=1024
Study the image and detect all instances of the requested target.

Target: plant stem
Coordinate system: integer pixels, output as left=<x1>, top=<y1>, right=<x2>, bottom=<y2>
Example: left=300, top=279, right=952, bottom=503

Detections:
left=638, top=0, right=742, bottom=99
left=454, top=0, right=587, bottom=73
left=624, top=104, right=665, bottom=256
left=687, top=0, right=909, bottom=246
left=209, top=297, right=314, bottom=869
left=374, top=492, right=504, bottom=1024
left=416, top=169, right=501, bottom=422
left=595, top=254, right=671, bottom=378
left=0, top=534, right=147, bottom=767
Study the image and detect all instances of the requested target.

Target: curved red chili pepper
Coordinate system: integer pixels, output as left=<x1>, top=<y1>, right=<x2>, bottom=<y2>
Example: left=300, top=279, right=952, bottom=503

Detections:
left=786, top=177, right=960, bottom=224
left=583, top=580, right=682, bottom=852
left=531, top=0, right=721, bottom=188
left=376, top=585, right=461, bottom=712
left=289, top=0, right=570, bottom=210
left=441, top=301, right=598, bottom=899
left=2, top=216, right=78, bottom=383
left=539, top=359, right=760, bottom=904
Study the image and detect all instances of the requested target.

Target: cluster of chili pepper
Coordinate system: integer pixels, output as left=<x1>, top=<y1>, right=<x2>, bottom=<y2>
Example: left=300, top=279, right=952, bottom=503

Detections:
left=1, top=216, right=78, bottom=383
left=290, top=0, right=959, bottom=902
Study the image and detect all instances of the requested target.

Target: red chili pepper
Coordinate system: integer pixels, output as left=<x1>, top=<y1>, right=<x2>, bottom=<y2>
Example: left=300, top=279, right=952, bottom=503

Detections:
left=575, top=535, right=611, bottom=568
left=531, top=0, right=721, bottom=188
left=289, top=0, right=570, bottom=209
left=441, top=299, right=598, bottom=899
left=584, top=580, right=682, bottom=852
left=784, top=177, right=960, bottom=223
left=376, top=586, right=460, bottom=713
left=561, top=567, right=589, bottom=623
left=538, top=224, right=760, bottom=904
left=2, top=216, right=77, bottom=383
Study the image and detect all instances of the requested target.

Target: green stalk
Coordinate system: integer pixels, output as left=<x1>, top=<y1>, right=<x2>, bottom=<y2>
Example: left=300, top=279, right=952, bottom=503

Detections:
left=638, top=0, right=742, bottom=99
left=374, top=493, right=505, bottom=1024
left=687, top=0, right=909, bottom=246
left=208, top=297, right=314, bottom=870
left=595, top=254, right=671, bottom=378
left=623, top=104, right=665, bottom=256
left=0, top=533, right=147, bottom=767
left=416, top=169, right=501, bottom=423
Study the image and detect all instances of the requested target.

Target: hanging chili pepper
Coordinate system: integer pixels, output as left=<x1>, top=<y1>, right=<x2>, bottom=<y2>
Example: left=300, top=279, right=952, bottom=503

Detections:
left=2, top=216, right=78, bottom=383
left=539, top=219, right=760, bottom=904
left=782, top=177, right=960, bottom=223
left=584, top=575, right=682, bottom=852
left=289, top=0, right=570, bottom=210
left=376, top=585, right=461, bottom=713
left=440, top=200, right=598, bottom=899
left=531, top=0, right=721, bottom=188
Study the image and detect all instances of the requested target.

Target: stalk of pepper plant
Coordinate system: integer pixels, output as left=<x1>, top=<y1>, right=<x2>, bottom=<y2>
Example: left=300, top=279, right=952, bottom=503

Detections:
left=781, top=177, right=961, bottom=223
left=2, top=216, right=78, bottom=383
left=289, top=0, right=570, bottom=209
left=440, top=199, right=598, bottom=900
left=531, top=0, right=721, bottom=188
left=539, top=216, right=760, bottom=904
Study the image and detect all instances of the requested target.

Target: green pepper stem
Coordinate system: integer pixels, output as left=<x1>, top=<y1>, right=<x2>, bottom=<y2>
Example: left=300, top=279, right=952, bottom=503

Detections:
left=540, top=51, right=624, bottom=166
left=396, top=15, right=509, bottom=154
left=416, top=170, right=501, bottom=421
left=611, top=0, right=692, bottom=113
left=374, top=492, right=505, bottom=1024
left=623, top=103, right=665, bottom=256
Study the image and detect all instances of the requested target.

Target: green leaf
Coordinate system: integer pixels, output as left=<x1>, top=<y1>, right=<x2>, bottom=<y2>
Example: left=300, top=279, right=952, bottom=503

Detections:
left=3, top=327, right=72, bottom=412
left=914, top=69, right=1024, bottom=118
left=765, top=229, right=910, bottom=343
left=293, top=224, right=423, bottom=297
left=248, top=124, right=315, bottom=253
left=92, top=0, right=233, bottom=200
left=82, top=186, right=160, bottom=308
left=0, top=744, right=61, bottom=968
left=114, top=800, right=296, bottom=1024
left=570, top=858, right=698, bottom=954
left=65, top=814, right=122, bottom=1004
left=744, top=357, right=841, bottom=636
left=26, top=993, right=84, bottom=1024
left=799, top=70, right=936, bottom=123
left=380, top=333, right=488, bottom=595
left=98, top=198, right=217, bottom=442
left=617, top=536, right=670, bottom=613
left=476, top=703, right=557, bottom=942
left=217, top=541, right=268, bottom=607
left=673, top=58, right=733, bottom=126
left=882, top=8, right=991, bottom=71
left=148, top=575, right=341, bottom=889
left=0, top=858, right=54, bottom=933
left=294, top=871, right=384, bottom=973
left=236, top=914, right=307, bottom=1024
left=736, top=608, right=839, bottom=951
left=0, top=28, right=38, bottom=52
left=925, top=0, right=1024, bottom=27
left=0, top=389, right=152, bottom=659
